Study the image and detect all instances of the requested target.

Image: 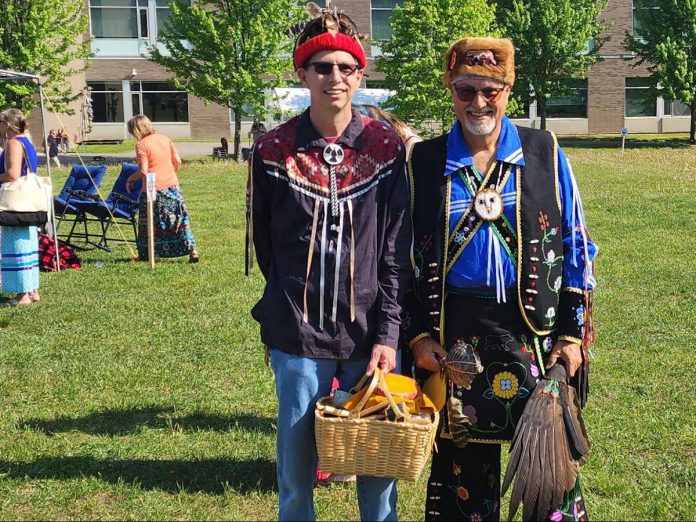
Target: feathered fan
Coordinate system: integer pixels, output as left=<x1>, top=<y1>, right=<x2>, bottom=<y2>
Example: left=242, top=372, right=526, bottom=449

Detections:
left=501, top=362, right=590, bottom=521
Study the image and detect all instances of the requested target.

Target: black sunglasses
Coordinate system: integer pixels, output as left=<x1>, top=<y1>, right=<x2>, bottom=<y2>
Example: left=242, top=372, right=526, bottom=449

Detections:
left=306, top=61, right=360, bottom=78
left=453, top=85, right=506, bottom=103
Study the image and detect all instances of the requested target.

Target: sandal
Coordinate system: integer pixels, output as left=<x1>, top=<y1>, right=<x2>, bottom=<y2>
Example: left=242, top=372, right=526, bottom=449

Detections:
left=189, top=251, right=200, bottom=264
left=2, top=298, right=32, bottom=308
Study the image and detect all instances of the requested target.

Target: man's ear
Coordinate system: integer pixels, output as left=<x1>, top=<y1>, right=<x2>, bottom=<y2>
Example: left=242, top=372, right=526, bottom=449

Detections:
left=297, top=68, right=308, bottom=87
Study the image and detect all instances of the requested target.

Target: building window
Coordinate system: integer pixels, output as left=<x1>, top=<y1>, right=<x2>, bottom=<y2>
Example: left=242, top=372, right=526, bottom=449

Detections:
left=229, top=103, right=257, bottom=124
left=664, top=99, right=690, bottom=117
left=365, top=80, right=387, bottom=89
left=155, top=0, right=172, bottom=36
left=371, top=0, right=403, bottom=41
left=633, top=0, right=659, bottom=38
left=625, top=77, right=656, bottom=117
left=87, top=82, right=125, bottom=123
left=90, top=0, right=143, bottom=38
left=131, top=81, right=189, bottom=122
left=370, top=0, right=403, bottom=56
left=547, top=79, right=587, bottom=118
left=91, top=0, right=170, bottom=39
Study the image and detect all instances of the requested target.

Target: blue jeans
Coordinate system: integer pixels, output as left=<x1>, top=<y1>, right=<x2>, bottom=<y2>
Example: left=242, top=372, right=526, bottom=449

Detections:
left=270, top=349, right=398, bottom=521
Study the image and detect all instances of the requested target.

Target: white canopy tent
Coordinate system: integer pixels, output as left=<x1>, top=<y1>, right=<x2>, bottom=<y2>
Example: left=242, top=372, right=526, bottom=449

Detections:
left=0, top=68, right=60, bottom=270
left=268, top=87, right=394, bottom=120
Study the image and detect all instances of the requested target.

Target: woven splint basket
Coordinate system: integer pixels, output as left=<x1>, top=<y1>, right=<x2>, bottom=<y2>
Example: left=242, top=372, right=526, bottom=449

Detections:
left=315, top=368, right=438, bottom=481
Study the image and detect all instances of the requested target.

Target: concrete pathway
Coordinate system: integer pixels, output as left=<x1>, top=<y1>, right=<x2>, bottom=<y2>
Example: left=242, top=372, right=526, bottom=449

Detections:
left=36, top=141, right=222, bottom=166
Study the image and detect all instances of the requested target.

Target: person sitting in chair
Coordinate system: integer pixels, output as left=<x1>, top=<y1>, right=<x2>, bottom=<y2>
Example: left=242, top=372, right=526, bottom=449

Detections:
left=213, top=137, right=229, bottom=158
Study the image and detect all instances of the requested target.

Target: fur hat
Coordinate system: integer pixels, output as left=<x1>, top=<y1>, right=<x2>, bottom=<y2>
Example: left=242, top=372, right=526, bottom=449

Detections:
left=443, top=37, right=515, bottom=87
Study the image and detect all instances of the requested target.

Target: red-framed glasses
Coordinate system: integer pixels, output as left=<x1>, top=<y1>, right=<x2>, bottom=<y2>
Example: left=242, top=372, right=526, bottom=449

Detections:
left=452, top=85, right=506, bottom=103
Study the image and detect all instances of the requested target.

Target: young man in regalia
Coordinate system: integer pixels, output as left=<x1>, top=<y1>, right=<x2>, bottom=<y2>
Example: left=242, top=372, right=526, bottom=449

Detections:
left=246, top=6, right=411, bottom=521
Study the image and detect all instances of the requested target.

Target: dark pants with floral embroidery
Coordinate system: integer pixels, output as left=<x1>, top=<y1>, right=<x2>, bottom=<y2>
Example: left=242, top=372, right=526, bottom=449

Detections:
left=424, top=439, right=588, bottom=521
left=425, top=438, right=502, bottom=521
left=423, top=293, right=589, bottom=521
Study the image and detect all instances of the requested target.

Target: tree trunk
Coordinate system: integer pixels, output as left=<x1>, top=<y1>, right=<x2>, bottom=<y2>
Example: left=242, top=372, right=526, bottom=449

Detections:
left=537, top=95, right=547, bottom=131
left=233, top=106, right=242, bottom=161
left=690, top=104, right=696, bottom=145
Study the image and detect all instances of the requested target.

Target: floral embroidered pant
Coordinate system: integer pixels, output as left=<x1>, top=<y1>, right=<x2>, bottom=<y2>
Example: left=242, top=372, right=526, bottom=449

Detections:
left=425, top=438, right=588, bottom=521
left=422, top=293, right=589, bottom=521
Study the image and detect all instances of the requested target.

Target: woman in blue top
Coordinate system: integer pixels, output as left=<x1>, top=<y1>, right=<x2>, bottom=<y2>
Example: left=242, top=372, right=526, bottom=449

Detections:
left=0, top=108, right=40, bottom=307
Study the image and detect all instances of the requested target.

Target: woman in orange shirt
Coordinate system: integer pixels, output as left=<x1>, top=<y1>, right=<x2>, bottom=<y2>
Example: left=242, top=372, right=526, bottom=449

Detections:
left=126, top=115, right=199, bottom=263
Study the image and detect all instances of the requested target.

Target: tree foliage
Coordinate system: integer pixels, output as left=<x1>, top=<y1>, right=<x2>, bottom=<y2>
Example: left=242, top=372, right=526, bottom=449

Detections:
left=375, top=0, right=498, bottom=135
left=0, top=0, right=90, bottom=113
left=497, top=0, right=608, bottom=130
left=624, top=0, right=696, bottom=144
left=150, top=0, right=303, bottom=160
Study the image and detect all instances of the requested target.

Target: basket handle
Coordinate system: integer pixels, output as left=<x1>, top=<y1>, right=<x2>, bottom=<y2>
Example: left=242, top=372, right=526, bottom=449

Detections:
left=350, top=370, right=381, bottom=415
left=350, top=368, right=408, bottom=421
left=378, top=369, right=408, bottom=421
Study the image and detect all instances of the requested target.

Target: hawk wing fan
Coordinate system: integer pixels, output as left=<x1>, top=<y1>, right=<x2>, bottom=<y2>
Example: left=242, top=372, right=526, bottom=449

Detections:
left=502, top=362, right=590, bottom=521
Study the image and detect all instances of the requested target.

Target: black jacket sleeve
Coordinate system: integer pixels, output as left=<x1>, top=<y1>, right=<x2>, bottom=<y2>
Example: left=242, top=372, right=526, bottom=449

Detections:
left=374, top=150, right=414, bottom=350
left=250, top=147, right=274, bottom=280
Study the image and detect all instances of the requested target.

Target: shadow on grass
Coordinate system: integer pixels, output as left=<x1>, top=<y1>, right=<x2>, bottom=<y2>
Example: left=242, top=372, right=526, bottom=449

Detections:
left=19, top=407, right=275, bottom=436
left=0, top=456, right=276, bottom=494
left=558, top=135, right=694, bottom=149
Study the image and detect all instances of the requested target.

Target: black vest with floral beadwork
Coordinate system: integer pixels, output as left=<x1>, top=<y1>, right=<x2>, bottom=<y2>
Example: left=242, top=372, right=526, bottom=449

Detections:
left=404, top=126, right=562, bottom=344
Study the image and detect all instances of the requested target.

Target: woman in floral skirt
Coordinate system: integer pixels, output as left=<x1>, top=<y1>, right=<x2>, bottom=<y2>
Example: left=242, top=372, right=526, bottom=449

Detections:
left=126, top=115, right=199, bottom=263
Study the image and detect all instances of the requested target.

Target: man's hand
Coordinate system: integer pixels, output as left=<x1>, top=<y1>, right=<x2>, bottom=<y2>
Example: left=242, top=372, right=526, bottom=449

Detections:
left=412, top=337, right=448, bottom=373
left=366, top=344, right=397, bottom=376
left=546, top=339, right=582, bottom=378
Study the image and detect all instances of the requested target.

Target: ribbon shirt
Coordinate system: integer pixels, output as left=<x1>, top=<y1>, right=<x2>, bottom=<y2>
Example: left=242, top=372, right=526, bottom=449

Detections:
left=445, top=116, right=597, bottom=293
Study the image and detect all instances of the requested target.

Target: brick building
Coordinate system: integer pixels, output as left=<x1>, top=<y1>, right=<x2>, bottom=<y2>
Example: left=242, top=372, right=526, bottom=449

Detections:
left=35, top=0, right=690, bottom=143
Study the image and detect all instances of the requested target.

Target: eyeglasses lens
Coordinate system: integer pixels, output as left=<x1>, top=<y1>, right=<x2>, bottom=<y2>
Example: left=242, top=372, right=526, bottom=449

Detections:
left=310, top=62, right=359, bottom=77
left=455, top=87, right=503, bottom=103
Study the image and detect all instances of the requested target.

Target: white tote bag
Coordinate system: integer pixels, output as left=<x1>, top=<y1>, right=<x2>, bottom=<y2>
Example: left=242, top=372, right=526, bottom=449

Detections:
left=0, top=139, right=51, bottom=226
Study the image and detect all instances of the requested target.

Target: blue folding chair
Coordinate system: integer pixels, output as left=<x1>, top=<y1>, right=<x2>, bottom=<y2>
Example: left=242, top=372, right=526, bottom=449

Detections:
left=54, top=164, right=108, bottom=245
left=74, top=163, right=143, bottom=251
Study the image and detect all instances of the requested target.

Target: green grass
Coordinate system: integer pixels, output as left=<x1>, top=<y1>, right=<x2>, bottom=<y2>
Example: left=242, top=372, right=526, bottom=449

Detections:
left=0, top=145, right=694, bottom=520
left=558, top=133, right=694, bottom=149
left=70, top=139, right=136, bottom=154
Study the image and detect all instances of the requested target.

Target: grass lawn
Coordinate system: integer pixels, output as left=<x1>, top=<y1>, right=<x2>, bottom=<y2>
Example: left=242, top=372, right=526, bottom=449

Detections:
left=71, top=140, right=137, bottom=154
left=0, top=141, right=694, bottom=520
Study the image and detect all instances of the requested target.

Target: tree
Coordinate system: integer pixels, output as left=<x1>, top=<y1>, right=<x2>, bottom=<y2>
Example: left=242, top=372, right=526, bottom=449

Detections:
left=150, top=0, right=303, bottom=160
left=0, top=0, right=90, bottom=113
left=375, top=0, right=498, bottom=135
left=624, top=0, right=696, bottom=144
left=497, top=0, right=608, bottom=130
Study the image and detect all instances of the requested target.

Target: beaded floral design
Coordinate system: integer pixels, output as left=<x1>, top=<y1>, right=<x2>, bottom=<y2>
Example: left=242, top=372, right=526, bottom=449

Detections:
left=491, top=371, right=519, bottom=399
